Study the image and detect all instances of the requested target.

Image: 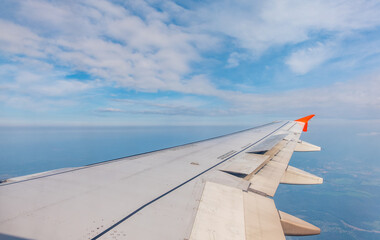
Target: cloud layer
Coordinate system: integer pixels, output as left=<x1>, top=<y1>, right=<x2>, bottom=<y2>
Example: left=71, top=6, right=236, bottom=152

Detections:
left=1, top=0, right=380, bottom=124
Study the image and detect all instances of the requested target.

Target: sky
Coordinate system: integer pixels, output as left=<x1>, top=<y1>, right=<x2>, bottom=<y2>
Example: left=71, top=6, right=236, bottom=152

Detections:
left=0, top=0, right=380, bottom=126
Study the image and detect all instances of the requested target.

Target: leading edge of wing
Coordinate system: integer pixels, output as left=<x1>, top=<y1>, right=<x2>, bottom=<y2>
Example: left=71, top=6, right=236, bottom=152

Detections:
left=0, top=121, right=282, bottom=186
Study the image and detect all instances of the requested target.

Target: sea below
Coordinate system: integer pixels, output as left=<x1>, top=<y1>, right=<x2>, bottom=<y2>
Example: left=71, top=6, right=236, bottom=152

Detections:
left=0, top=121, right=379, bottom=239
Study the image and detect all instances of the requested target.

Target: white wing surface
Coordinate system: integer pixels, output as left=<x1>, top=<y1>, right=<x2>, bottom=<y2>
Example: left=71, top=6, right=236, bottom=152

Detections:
left=0, top=116, right=322, bottom=240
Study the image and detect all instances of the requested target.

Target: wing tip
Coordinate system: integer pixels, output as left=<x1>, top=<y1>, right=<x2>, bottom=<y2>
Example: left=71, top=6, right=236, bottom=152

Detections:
left=295, top=114, right=315, bottom=132
left=295, top=114, right=315, bottom=123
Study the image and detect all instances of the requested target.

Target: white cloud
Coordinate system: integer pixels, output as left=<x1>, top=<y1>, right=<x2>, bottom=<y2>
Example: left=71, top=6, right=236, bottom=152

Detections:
left=189, top=0, right=380, bottom=73
left=0, top=95, right=76, bottom=111
left=1, top=0, right=380, bottom=95
left=32, top=80, right=98, bottom=97
left=194, top=0, right=380, bottom=54
left=0, top=64, right=99, bottom=97
left=0, top=61, right=101, bottom=112
left=0, top=19, right=44, bottom=57
left=98, top=108, right=124, bottom=112
left=92, top=72, right=380, bottom=119
left=286, top=42, right=333, bottom=74
left=1, top=0, right=380, bottom=122
left=105, top=96, right=214, bottom=116
left=226, top=52, right=248, bottom=68
left=218, top=73, right=380, bottom=118
left=357, top=132, right=380, bottom=137
left=0, top=0, right=217, bottom=97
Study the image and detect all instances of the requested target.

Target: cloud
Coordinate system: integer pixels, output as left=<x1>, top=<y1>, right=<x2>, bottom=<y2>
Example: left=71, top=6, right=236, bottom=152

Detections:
left=193, top=0, right=380, bottom=54
left=0, top=64, right=99, bottom=97
left=0, top=95, right=76, bottom=111
left=1, top=0, right=380, bottom=95
left=210, top=73, right=380, bottom=119
left=0, top=0, right=218, bottom=96
left=286, top=42, right=333, bottom=74
left=102, top=97, right=217, bottom=116
left=0, top=0, right=221, bottom=115
left=357, top=132, right=380, bottom=137
left=191, top=0, right=380, bottom=73
left=98, top=108, right=124, bottom=113
left=0, top=19, right=44, bottom=57
left=0, top=61, right=101, bottom=112
left=32, top=80, right=97, bottom=97
left=92, top=72, right=380, bottom=119
left=340, top=220, right=380, bottom=234
left=226, top=52, right=248, bottom=68
left=1, top=0, right=380, bottom=124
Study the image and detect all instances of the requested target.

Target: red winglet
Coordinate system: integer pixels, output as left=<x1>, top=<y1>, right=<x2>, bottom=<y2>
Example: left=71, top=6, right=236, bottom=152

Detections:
left=295, top=114, right=315, bottom=132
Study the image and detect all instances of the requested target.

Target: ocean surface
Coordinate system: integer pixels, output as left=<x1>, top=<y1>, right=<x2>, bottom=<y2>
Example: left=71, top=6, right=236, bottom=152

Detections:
left=0, top=122, right=379, bottom=239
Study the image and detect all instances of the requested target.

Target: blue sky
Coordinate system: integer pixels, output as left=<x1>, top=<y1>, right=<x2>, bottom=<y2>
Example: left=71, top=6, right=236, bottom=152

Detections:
left=0, top=0, right=380, bottom=126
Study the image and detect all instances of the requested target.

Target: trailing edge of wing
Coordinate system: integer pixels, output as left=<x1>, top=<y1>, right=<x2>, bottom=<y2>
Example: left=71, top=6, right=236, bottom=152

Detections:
left=190, top=181, right=321, bottom=240
left=279, top=211, right=320, bottom=236
left=295, top=140, right=321, bottom=152
left=190, top=182, right=285, bottom=240
left=280, top=165, right=323, bottom=185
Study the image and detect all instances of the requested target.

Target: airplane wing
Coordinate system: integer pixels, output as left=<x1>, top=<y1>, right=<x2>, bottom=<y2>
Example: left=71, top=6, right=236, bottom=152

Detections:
left=0, top=115, right=323, bottom=240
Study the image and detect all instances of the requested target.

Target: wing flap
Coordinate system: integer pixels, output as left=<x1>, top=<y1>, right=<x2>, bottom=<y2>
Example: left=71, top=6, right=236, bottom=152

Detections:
left=248, top=161, right=287, bottom=197
left=294, top=140, right=321, bottom=152
left=280, top=166, right=323, bottom=185
left=189, top=182, right=286, bottom=240
left=189, top=182, right=246, bottom=240
left=279, top=210, right=320, bottom=236
left=244, top=191, right=285, bottom=240
left=218, top=154, right=269, bottom=175
left=247, top=140, right=297, bottom=197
